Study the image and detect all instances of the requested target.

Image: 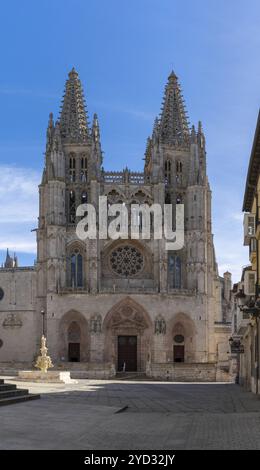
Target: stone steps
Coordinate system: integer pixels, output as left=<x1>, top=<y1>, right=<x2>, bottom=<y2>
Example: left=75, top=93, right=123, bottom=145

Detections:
left=0, top=379, right=40, bottom=406
left=0, top=389, right=29, bottom=399
left=0, top=383, right=17, bottom=391
left=0, top=394, right=40, bottom=406
left=116, top=372, right=151, bottom=381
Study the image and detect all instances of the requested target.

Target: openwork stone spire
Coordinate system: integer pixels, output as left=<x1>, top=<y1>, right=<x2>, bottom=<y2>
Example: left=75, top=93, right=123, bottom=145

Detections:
left=159, top=71, right=190, bottom=145
left=59, top=68, right=90, bottom=143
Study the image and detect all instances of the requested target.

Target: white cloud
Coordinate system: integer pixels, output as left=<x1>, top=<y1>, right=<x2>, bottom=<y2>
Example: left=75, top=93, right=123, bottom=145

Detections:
left=0, top=165, right=40, bottom=223
left=231, top=212, right=244, bottom=222
left=0, top=238, right=36, bottom=254
left=0, top=165, right=39, bottom=258
left=92, top=100, right=155, bottom=121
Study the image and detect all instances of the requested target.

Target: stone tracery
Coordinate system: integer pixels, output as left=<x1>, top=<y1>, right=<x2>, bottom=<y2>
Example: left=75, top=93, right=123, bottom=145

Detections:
left=110, top=245, right=144, bottom=277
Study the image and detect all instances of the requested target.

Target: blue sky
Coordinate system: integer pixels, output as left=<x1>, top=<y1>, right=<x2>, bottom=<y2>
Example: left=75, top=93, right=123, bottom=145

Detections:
left=0, top=0, right=259, bottom=280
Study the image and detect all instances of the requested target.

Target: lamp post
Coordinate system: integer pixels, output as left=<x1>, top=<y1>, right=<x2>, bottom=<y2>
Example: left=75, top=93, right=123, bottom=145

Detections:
left=229, top=336, right=244, bottom=384
left=40, top=309, right=45, bottom=337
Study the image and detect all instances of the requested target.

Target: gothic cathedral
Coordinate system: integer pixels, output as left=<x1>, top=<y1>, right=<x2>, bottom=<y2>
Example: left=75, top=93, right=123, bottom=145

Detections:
left=0, top=69, right=231, bottom=380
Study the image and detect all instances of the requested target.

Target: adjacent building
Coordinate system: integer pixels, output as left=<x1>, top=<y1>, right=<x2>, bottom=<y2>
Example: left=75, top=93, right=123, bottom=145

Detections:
left=230, top=111, right=260, bottom=394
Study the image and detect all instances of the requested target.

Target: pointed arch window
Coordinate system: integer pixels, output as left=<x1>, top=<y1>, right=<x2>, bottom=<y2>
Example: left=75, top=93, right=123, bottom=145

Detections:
left=81, top=191, right=88, bottom=204
left=70, top=249, right=83, bottom=288
left=168, top=254, right=181, bottom=289
left=164, top=160, right=171, bottom=185
left=176, top=160, right=183, bottom=184
left=69, top=190, right=76, bottom=223
left=69, top=154, right=76, bottom=182
left=165, top=192, right=171, bottom=204
left=80, top=154, right=88, bottom=182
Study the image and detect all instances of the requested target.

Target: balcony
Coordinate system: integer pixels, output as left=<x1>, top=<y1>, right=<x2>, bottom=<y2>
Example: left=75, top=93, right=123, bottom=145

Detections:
left=100, top=278, right=158, bottom=293
left=243, top=213, right=255, bottom=245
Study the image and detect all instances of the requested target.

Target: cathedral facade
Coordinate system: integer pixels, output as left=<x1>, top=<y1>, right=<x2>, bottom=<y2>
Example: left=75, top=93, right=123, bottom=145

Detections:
left=0, top=69, right=231, bottom=380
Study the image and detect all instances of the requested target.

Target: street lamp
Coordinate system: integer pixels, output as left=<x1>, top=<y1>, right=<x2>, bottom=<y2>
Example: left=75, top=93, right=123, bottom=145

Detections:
left=229, top=336, right=244, bottom=385
left=40, top=309, right=45, bottom=337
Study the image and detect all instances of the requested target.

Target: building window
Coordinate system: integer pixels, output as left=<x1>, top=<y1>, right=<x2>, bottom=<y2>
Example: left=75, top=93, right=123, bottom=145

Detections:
left=176, top=160, right=182, bottom=184
left=69, top=190, right=76, bottom=223
left=110, top=245, right=144, bottom=277
left=168, top=254, right=181, bottom=289
left=81, top=191, right=87, bottom=204
left=248, top=273, right=256, bottom=296
left=69, top=154, right=76, bottom=182
left=80, top=155, right=88, bottom=182
left=164, top=160, right=171, bottom=185
left=70, top=250, right=83, bottom=288
left=165, top=192, right=171, bottom=204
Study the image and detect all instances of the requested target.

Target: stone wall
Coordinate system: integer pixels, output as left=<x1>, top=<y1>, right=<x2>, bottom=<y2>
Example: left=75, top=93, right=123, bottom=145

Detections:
left=147, top=362, right=217, bottom=382
left=0, top=268, right=37, bottom=362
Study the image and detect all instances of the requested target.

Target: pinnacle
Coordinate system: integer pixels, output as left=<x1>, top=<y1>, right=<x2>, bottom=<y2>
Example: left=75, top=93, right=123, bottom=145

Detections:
left=168, top=70, right=178, bottom=82
left=59, top=69, right=90, bottom=142
left=68, top=67, right=78, bottom=78
left=159, top=70, right=190, bottom=145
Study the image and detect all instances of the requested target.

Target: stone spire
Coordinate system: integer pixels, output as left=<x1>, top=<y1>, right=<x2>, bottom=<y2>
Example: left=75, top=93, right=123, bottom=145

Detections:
left=90, top=113, right=102, bottom=179
left=144, top=137, right=152, bottom=166
left=197, top=120, right=206, bottom=149
left=46, top=112, right=54, bottom=153
left=92, top=113, right=101, bottom=148
left=4, top=248, right=16, bottom=268
left=59, top=68, right=90, bottom=143
left=159, top=71, right=190, bottom=145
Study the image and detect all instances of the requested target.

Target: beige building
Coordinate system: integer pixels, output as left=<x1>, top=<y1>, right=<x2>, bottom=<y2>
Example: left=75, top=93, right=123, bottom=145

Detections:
left=230, top=111, right=260, bottom=394
left=0, top=69, right=231, bottom=380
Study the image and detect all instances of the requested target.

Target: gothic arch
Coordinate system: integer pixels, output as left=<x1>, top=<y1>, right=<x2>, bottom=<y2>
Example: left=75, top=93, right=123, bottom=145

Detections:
left=59, top=310, right=89, bottom=362
left=106, top=188, right=126, bottom=203
left=130, top=188, right=152, bottom=204
left=103, top=296, right=152, bottom=330
left=103, top=297, right=153, bottom=372
left=66, top=240, right=85, bottom=289
left=66, top=239, right=86, bottom=253
left=167, top=312, right=197, bottom=363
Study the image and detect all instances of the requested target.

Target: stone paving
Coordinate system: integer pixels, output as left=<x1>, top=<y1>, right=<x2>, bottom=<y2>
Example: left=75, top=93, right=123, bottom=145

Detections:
left=1, top=377, right=260, bottom=449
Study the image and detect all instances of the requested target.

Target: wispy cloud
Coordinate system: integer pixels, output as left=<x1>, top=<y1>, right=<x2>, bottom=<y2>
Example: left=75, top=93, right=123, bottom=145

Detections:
left=231, top=212, right=244, bottom=222
left=0, top=87, right=59, bottom=99
left=0, top=165, right=40, bottom=223
left=0, top=237, right=36, bottom=254
left=92, top=100, right=155, bottom=122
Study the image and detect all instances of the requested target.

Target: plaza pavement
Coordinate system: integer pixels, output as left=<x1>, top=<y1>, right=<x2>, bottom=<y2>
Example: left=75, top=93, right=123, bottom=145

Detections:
left=1, top=377, right=260, bottom=450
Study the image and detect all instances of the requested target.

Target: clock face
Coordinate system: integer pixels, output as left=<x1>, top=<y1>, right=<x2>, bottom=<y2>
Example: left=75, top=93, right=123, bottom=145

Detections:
left=0, top=287, right=4, bottom=301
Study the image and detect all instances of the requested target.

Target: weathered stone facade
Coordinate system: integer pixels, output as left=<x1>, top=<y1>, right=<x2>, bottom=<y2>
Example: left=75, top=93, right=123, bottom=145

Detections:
left=0, top=69, right=231, bottom=380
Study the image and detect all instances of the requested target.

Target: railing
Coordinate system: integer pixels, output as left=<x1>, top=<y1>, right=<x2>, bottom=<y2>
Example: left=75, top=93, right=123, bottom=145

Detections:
left=104, top=171, right=145, bottom=184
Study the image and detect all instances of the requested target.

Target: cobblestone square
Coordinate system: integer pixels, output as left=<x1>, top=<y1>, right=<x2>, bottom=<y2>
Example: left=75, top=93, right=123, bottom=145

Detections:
left=1, top=378, right=260, bottom=450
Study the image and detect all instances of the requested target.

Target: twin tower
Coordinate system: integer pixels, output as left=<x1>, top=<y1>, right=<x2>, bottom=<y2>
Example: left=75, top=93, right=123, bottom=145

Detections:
left=0, top=68, right=231, bottom=375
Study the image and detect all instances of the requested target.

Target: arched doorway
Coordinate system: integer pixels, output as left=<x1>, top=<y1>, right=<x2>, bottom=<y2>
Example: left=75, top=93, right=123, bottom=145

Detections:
left=170, top=315, right=196, bottom=363
left=103, top=297, right=152, bottom=372
left=68, top=321, right=81, bottom=362
left=59, top=310, right=89, bottom=362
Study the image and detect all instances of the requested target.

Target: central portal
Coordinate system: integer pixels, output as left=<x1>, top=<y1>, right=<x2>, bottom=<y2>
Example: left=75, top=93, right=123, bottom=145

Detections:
left=68, top=343, right=80, bottom=362
left=118, top=336, right=137, bottom=372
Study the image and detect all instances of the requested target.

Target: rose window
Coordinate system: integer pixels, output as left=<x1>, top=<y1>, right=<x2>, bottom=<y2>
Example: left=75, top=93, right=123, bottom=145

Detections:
left=110, top=245, right=144, bottom=277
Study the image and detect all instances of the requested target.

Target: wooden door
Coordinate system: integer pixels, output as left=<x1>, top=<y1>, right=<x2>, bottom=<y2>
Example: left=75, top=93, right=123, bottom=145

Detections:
left=174, top=345, right=184, bottom=363
left=118, top=336, right=137, bottom=371
left=68, top=342, right=80, bottom=362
